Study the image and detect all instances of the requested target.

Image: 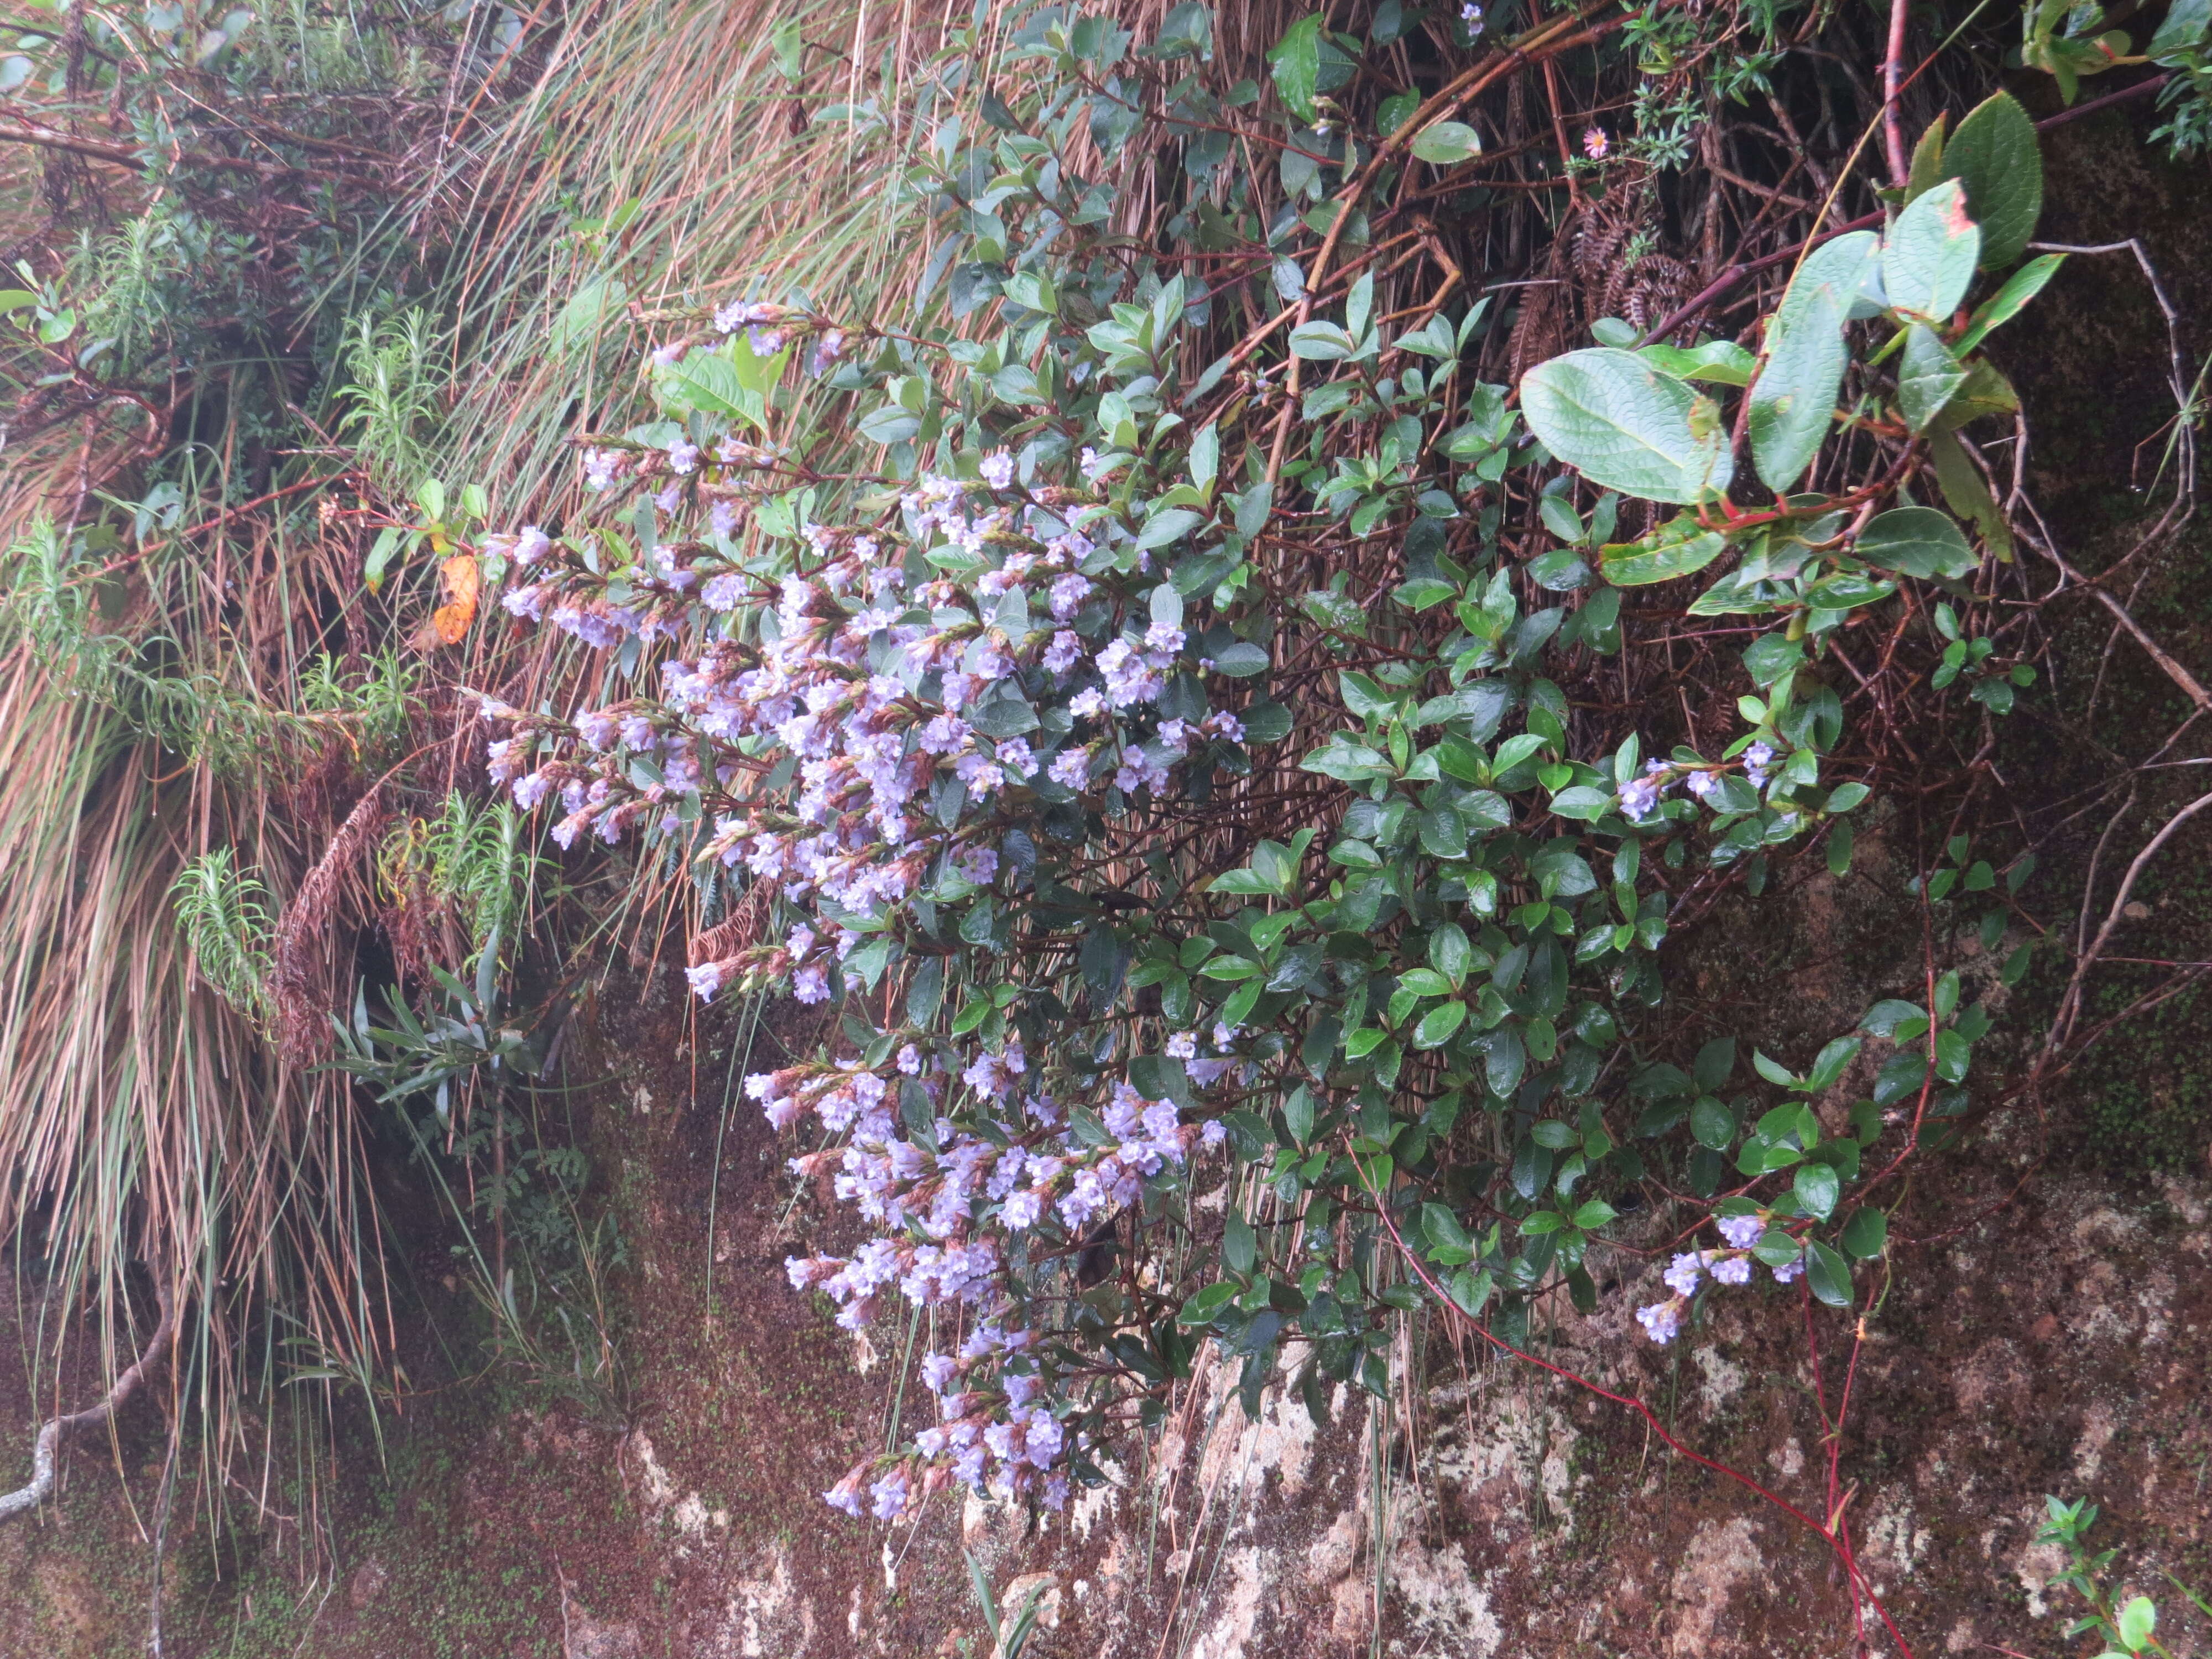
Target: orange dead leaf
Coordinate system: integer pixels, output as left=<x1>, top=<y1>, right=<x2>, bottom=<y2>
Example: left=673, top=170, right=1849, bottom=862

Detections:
left=412, top=554, right=480, bottom=650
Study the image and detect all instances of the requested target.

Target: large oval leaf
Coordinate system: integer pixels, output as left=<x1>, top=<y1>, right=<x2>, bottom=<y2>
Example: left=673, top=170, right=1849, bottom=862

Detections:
left=1750, top=285, right=1845, bottom=494
left=1856, top=505, right=1976, bottom=578
left=1777, top=232, right=1882, bottom=332
left=1410, top=121, right=1483, bottom=165
left=1520, top=348, right=1734, bottom=505
left=1939, top=91, right=2042, bottom=270
left=1882, top=179, right=1981, bottom=321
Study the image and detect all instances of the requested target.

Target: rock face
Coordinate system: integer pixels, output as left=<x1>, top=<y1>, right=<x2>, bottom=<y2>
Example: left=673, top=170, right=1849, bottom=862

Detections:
left=4, top=946, right=2207, bottom=1659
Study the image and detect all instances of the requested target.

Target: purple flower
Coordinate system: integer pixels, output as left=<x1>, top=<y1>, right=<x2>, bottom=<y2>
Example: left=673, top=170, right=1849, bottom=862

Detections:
left=1144, top=619, right=1187, bottom=656
left=1635, top=1300, right=1683, bottom=1343
left=1043, top=630, right=1083, bottom=675
left=502, top=582, right=551, bottom=622
left=1620, top=775, right=1665, bottom=820
left=1772, top=1255, right=1805, bottom=1284
left=1716, top=1214, right=1766, bottom=1250
left=1744, top=740, right=1777, bottom=786
left=806, top=330, right=846, bottom=377
left=1166, top=1032, right=1197, bottom=1059
left=1024, top=1415, right=1065, bottom=1465
left=1048, top=575, right=1093, bottom=620
left=868, top=1467, right=911, bottom=1520
left=1710, top=1254, right=1753, bottom=1286
left=1663, top=1251, right=1705, bottom=1297
left=980, top=450, right=1016, bottom=491
left=686, top=961, right=727, bottom=1002
left=793, top=964, right=831, bottom=1004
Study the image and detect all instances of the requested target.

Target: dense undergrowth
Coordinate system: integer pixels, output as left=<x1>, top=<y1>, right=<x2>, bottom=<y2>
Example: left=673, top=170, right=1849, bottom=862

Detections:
left=1, top=0, right=2209, bottom=1651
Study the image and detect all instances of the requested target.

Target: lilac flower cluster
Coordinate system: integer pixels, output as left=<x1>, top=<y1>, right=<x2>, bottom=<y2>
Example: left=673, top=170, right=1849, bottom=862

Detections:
left=1632, top=1211, right=1804, bottom=1344
left=1615, top=739, right=1782, bottom=822
left=474, top=337, right=1274, bottom=1517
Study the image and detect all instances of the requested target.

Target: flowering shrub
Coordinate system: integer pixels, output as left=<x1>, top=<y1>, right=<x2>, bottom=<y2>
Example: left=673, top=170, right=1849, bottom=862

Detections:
left=469, top=4, right=2053, bottom=1522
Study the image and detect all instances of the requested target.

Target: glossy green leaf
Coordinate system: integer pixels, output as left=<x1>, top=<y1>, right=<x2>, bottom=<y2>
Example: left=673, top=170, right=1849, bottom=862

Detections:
left=1793, top=1161, right=1840, bottom=1220
left=1414, top=999, right=1468, bottom=1047
left=1840, top=1207, right=1888, bottom=1258
left=1805, top=1239, right=1854, bottom=1307
left=1600, top=525, right=1726, bottom=587
left=1266, top=15, right=1322, bottom=121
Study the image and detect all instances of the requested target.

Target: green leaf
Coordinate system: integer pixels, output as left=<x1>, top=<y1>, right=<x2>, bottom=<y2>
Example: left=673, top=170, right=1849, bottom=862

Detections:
left=1896, top=324, right=1965, bottom=434
left=1413, top=1000, right=1468, bottom=1048
left=1288, top=321, right=1356, bottom=360
left=1599, top=524, right=1726, bottom=586
left=1637, top=339, right=1758, bottom=385
left=1549, top=786, right=1614, bottom=821
left=1178, top=1282, right=1241, bottom=1325
left=552, top=275, right=628, bottom=354
left=2152, top=0, right=2211, bottom=55
left=1572, top=1198, right=1618, bottom=1230
left=907, top=957, right=943, bottom=1024
left=1137, top=508, right=1207, bottom=550
left=1904, top=114, right=1948, bottom=204
left=1840, top=1207, right=1888, bottom=1258
left=1793, top=1162, right=1840, bottom=1220
left=1778, top=232, right=1884, bottom=333
left=1410, top=121, right=1483, bottom=165
left=1752, top=1048, right=1797, bottom=1086
left=1224, top=1210, right=1257, bottom=1276
left=1805, top=1239, right=1854, bottom=1308
left=1519, top=348, right=1734, bottom=505
left=1750, top=286, right=1845, bottom=493
left=1856, top=505, right=1977, bottom=579
left=1955, top=253, right=2064, bottom=354
left=1882, top=180, right=1981, bottom=321
left=1267, top=15, right=1323, bottom=122
left=1208, top=641, right=1271, bottom=678
left=2116, top=1596, right=2156, bottom=1652
left=1691, top=1094, right=1737, bottom=1150
left=1941, top=92, right=2042, bottom=270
